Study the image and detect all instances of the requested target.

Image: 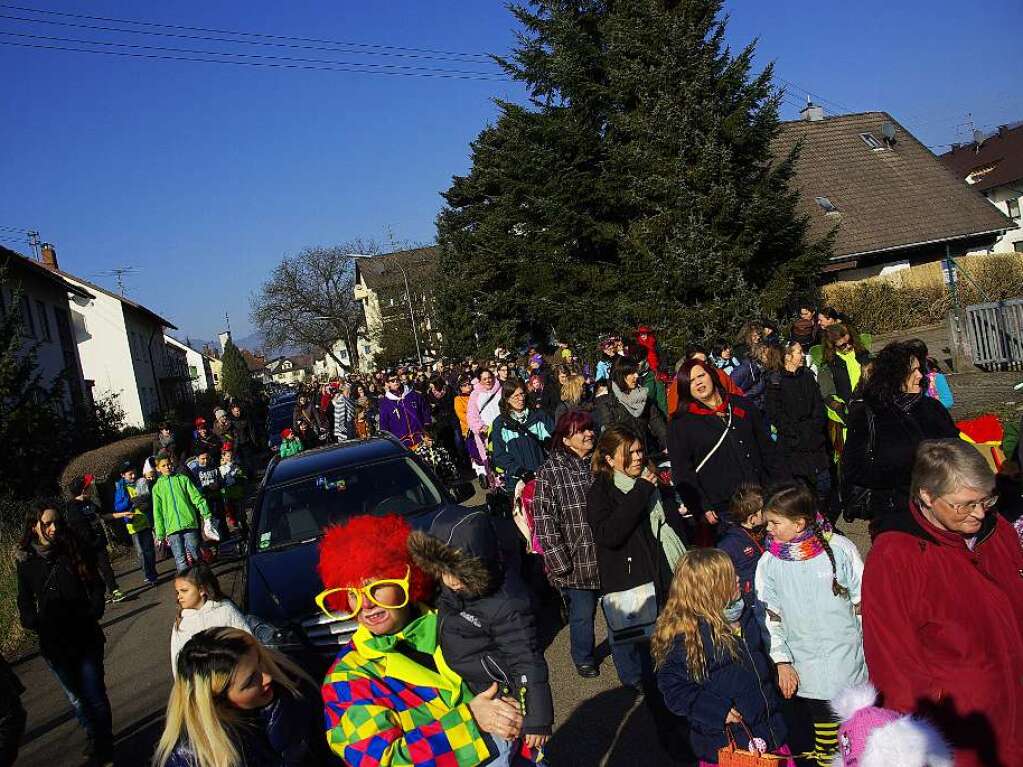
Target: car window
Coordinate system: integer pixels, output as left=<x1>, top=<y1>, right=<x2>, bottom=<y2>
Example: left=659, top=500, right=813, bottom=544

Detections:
left=256, top=457, right=443, bottom=550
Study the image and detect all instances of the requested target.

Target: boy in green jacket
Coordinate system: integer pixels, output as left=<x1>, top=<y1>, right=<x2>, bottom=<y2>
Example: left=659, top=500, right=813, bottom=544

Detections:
left=152, top=454, right=211, bottom=573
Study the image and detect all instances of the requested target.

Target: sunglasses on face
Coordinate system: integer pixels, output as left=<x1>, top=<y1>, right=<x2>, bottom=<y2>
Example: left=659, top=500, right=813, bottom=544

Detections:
left=315, top=566, right=411, bottom=621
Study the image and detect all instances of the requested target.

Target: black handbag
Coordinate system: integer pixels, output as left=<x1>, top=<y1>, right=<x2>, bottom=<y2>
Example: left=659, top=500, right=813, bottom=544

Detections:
left=843, top=404, right=878, bottom=522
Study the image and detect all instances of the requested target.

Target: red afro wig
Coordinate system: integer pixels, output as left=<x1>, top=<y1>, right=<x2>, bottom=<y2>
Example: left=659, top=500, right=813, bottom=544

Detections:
left=317, top=514, right=433, bottom=604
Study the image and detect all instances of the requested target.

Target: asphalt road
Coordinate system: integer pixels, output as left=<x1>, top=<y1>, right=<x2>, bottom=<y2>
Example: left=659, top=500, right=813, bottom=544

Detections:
left=10, top=486, right=871, bottom=767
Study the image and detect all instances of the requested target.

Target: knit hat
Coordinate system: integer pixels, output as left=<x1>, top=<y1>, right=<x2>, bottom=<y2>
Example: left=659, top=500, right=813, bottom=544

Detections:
left=280, top=428, right=293, bottom=439
left=214, top=408, right=228, bottom=420
left=830, top=682, right=953, bottom=767
left=194, top=417, right=207, bottom=428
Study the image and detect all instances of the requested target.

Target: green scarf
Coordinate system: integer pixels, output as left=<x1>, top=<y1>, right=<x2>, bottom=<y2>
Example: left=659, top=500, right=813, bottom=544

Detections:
left=612, top=470, right=686, bottom=571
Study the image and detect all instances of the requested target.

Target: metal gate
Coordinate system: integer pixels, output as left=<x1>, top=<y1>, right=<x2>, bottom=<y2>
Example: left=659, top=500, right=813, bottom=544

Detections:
left=964, top=299, right=1023, bottom=369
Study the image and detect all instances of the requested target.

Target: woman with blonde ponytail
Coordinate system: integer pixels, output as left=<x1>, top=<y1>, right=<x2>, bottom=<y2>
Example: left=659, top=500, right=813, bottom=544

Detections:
left=153, top=628, right=323, bottom=767
left=755, top=481, right=866, bottom=766
left=653, top=549, right=791, bottom=766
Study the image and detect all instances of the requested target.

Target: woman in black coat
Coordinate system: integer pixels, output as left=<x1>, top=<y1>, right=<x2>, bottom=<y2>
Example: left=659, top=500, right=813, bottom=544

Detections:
left=593, top=355, right=668, bottom=453
left=667, top=359, right=786, bottom=527
left=587, top=424, right=685, bottom=691
left=16, top=505, right=112, bottom=764
left=764, top=341, right=831, bottom=503
left=841, top=341, right=959, bottom=529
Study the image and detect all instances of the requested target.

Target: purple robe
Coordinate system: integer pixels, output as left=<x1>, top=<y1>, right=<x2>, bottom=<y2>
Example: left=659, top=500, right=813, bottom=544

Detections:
left=377, top=388, right=432, bottom=448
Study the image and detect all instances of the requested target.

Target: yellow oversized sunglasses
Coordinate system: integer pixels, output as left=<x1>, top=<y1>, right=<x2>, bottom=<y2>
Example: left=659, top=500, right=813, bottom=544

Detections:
left=315, top=566, right=411, bottom=621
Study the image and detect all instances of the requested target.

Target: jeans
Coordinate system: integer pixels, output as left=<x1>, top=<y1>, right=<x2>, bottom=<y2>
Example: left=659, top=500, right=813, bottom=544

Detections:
left=93, top=545, right=119, bottom=596
left=167, top=529, right=201, bottom=573
left=132, top=528, right=159, bottom=582
left=45, top=648, right=112, bottom=754
left=560, top=588, right=598, bottom=666
left=488, top=736, right=546, bottom=767
left=607, top=635, right=651, bottom=688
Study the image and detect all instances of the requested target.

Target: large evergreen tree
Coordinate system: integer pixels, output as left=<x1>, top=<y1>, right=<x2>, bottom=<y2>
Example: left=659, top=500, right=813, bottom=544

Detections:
left=220, top=339, right=257, bottom=402
left=436, top=0, right=830, bottom=358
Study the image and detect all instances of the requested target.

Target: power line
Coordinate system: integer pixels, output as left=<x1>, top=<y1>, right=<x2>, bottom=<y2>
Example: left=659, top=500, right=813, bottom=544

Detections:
left=0, top=3, right=494, bottom=60
left=0, top=12, right=503, bottom=66
left=0, top=39, right=509, bottom=80
left=776, top=77, right=856, bottom=115
left=0, top=30, right=509, bottom=78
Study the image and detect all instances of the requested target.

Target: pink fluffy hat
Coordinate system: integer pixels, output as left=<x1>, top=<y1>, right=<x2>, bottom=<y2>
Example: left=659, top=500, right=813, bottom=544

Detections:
left=830, top=682, right=953, bottom=767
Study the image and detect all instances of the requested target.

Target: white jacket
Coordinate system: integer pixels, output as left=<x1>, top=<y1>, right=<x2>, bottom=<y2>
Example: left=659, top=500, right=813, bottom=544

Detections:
left=754, top=533, right=867, bottom=700
left=170, top=599, right=251, bottom=671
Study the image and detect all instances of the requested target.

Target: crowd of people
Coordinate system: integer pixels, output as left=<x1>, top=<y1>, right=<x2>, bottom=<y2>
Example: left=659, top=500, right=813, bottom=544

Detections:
left=6, top=306, right=1023, bottom=767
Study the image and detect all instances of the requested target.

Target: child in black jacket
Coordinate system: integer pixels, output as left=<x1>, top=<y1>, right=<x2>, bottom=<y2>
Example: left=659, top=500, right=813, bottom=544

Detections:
left=408, top=508, right=553, bottom=763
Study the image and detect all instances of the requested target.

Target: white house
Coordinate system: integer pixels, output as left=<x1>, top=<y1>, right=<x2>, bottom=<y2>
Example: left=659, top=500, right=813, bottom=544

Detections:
left=352, top=247, right=441, bottom=371
left=165, top=334, right=214, bottom=394
left=940, top=122, right=1023, bottom=254
left=41, top=246, right=179, bottom=428
left=1, top=244, right=91, bottom=420
left=312, top=340, right=352, bottom=380
left=265, top=355, right=312, bottom=385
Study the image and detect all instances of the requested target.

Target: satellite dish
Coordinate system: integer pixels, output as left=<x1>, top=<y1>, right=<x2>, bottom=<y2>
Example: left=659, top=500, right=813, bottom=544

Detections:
left=881, top=121, right=897, bottom=144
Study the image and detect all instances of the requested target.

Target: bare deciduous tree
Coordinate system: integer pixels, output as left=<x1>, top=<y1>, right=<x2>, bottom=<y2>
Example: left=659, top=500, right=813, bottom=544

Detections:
left=249, top=241, right=377, bottom=372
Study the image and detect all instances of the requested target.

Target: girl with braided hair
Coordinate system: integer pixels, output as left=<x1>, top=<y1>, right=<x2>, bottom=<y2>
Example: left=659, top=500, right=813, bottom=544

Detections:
left=754, top=481, right=866, bottom=766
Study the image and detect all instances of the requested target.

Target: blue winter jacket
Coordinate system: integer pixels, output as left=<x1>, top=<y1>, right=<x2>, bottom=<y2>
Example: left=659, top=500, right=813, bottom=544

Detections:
left=656, top=607, right=788, bottom=763
left=491, top=409, right=552, bottom=493
left=716, top=525, right=764, bottom=608
left=730, top=359, right=766, bottom=412
left=113, top=478, right=133, bottom=513
left=165, top=684, right=322, bottom=767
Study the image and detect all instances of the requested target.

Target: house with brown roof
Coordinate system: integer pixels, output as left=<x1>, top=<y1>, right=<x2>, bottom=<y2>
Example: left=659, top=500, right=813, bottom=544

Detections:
left=939, top=121, right=1023, bottom=254
left=773, top=107, right=1015, bottom=281
left=36, top=243, right=182, bottom=428
left=353, top=246, right=440, bottom=370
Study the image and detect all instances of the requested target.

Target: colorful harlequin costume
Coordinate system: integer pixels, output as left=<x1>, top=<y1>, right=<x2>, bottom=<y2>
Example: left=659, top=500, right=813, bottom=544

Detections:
left=318, top=515, right=493, bottom=766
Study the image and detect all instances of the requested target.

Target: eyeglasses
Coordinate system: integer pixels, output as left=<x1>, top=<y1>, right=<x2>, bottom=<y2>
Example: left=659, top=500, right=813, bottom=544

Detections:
left=314, top=566, right=410, bottom=621
left=938, top=495, right=998, bottom=515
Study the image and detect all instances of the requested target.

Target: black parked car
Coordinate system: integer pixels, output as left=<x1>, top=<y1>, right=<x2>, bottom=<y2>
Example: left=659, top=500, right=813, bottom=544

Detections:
left=244, top=435, right=475, bottom=674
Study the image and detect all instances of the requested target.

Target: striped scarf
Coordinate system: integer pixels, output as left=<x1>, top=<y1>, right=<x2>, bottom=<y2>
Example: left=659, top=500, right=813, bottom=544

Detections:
left=765, top=515, right=832, bottom=561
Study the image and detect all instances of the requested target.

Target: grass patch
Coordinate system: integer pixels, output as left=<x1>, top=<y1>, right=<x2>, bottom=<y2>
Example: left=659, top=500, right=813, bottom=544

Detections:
left=0, top=526, right=28, bottom=658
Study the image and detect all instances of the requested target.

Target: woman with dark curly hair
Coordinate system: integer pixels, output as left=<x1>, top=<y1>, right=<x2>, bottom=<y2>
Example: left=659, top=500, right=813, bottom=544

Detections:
left=840, top=342, right=958, bottom=528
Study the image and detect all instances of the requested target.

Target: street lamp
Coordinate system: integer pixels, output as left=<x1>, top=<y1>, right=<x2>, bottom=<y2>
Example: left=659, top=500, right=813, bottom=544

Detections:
left=352, top=254, right=423, bottom=365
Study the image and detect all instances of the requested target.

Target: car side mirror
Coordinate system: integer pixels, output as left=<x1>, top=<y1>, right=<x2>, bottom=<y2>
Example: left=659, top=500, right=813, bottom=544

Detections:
left=449, top=482, right=476, bottom=504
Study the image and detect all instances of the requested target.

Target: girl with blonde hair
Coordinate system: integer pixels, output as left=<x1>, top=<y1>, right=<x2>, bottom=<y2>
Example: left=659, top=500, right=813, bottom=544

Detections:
left=154, top=627, right=323, bottom=767
left=653, top=549, right=792, bottom=766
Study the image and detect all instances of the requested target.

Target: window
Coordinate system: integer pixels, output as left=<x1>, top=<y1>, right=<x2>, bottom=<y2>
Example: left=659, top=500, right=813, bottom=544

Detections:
left=188, top=365, right=198, bottom=380
left=35, top=300, right=51, bottom=341
left=815, top=196, right=839, bottom=214
left=20, top=296, right=36, bottom=337
left=860, top=132, right=884, bottom=150
left=1014, top=241, right=1023, bottom=254
left=1008, top=198, right=1021, bottom=221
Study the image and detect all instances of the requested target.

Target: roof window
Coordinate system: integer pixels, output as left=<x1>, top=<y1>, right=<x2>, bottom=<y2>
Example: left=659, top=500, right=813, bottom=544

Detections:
left=860, top=132, right=885, bottom=150
left=815, top=196, right=839, bottom=214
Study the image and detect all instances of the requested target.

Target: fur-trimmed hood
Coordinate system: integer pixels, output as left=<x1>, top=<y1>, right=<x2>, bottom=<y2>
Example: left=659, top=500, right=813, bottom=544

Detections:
left=407, top=509, right=501, bottom=598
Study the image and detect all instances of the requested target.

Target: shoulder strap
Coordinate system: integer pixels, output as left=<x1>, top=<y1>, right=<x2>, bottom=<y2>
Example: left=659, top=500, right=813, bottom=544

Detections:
left=863, top=403, right=876, bottom=461
left=695, top=405, right=733, bottom=474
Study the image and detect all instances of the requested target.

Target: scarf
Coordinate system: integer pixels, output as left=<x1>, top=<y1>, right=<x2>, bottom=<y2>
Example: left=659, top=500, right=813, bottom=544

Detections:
left=612, top=470, right=686, bottom=571
left=612, top=381, right=648, bottom=417
left=687, top=395, right=746, bottom=420
left=385, top=385, right=411, bottom=402
left=509, top=408, right=529, bottom=425
left=893, top=391, right=923, bottom=414
left=765, top=514, right=832, bottom=561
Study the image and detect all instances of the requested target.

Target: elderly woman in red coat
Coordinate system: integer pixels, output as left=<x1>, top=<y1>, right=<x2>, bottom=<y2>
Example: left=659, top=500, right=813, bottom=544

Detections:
left=862, top=438, right=1023, bottom=767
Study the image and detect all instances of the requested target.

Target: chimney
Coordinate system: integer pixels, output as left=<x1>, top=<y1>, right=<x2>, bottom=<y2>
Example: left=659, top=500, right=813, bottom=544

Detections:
left=40, top=242, right=59, bottom=271
left=800, top=99, right=824, bottom=122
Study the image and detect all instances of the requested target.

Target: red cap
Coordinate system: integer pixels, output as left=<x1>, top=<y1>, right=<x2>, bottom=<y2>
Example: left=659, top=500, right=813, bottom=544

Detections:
left=194, top=417, right=207, bottom=427
left=281, top=428, right=293, bottom=439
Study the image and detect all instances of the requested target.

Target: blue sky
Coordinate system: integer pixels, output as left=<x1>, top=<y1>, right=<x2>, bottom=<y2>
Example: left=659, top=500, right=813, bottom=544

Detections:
left=1, top=0, right=1019, bottom=343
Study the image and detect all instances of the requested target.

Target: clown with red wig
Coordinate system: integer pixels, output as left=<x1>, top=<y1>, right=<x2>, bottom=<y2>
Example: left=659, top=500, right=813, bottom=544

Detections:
left=319, top=514, right=525, bottom=766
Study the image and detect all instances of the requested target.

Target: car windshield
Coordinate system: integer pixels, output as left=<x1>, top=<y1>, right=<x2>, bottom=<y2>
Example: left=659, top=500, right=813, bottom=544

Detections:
left=256, top=457, right=444, bottom=550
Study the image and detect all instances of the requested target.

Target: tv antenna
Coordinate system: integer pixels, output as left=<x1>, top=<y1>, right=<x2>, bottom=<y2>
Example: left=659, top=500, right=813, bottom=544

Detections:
left=92, top=266, right=140, bottom=295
